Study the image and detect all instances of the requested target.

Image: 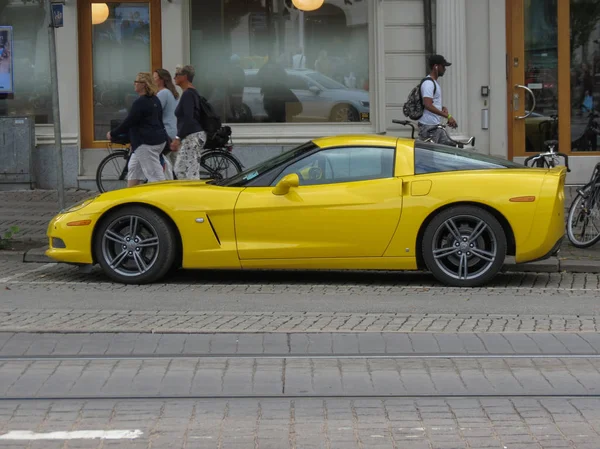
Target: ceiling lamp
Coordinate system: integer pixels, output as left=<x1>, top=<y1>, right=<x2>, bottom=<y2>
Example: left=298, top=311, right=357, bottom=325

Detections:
left=292, top=0, right=325, bottom=12
left=91, top=3, right=110, bottom=25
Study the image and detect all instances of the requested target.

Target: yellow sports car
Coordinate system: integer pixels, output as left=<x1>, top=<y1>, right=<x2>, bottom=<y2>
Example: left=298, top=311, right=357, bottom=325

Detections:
left=46, top=135, right=566, bottom=287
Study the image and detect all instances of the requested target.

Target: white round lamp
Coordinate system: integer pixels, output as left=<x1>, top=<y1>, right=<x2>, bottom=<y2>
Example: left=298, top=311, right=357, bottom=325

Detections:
left=91, top=3, right=110, bottom=25
left=292, top=0, right=325, bottom=12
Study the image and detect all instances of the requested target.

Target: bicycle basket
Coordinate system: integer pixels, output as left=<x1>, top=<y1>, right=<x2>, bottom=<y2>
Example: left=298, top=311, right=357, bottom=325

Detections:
left=204, top=126, right=232, bottom=150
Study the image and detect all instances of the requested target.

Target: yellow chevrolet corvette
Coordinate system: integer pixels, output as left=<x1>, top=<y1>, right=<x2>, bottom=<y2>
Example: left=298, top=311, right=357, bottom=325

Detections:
left=46, top=135, right=566, bottom=287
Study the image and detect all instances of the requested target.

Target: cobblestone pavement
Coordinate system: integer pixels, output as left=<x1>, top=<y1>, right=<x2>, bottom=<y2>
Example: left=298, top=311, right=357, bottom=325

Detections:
left=2, top=332, right=600, bottom=357
left=1, top=310, right=600, bottom=334
left=1, top=397, right=600, bottom=449
left=4, top=355, right=600, bottom=398
left=2, top=260, right=600, bottom=292
left=2, top=261, right=600, bottom=333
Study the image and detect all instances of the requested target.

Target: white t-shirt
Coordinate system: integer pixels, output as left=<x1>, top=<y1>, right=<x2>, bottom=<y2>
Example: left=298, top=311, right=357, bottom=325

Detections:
left=419, top=76, right=442, bottom=125
left=292, top=53, right=306, bottom=69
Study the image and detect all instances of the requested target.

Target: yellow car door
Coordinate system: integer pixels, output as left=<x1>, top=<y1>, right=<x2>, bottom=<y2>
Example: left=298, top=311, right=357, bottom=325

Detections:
left=234, top=146, right=403, bottom=260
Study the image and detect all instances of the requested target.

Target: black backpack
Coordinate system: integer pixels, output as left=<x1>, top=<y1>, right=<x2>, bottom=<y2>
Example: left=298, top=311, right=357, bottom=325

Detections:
left=191, top=89, right=222, bottom=137
left=403, top=77, right=437, bottom=120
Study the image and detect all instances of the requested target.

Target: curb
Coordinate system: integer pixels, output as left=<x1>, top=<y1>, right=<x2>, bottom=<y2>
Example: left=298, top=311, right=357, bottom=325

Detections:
left=22, top=246, right=53, bottom=264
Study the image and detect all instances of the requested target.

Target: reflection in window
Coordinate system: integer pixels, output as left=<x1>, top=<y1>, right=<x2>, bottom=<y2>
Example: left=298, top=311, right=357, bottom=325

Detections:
left=414, top=143, right=522, bottom=175
left=190, top=0, right=370, bottom=124
left=523, top=0, right=559, bottom=153
left=92, top=3, right=151, bottom=140
left=0, top=0, right=52, bottom=124
left=570, top=0, right=600, bottom=152
left=272, top=147, right=394, bottom=185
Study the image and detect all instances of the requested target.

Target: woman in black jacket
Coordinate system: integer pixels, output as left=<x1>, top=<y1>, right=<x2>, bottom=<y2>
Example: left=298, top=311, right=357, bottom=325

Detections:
left=170, top=65, right=206, bottom=180
left=107, top=72, right=167, bottom=187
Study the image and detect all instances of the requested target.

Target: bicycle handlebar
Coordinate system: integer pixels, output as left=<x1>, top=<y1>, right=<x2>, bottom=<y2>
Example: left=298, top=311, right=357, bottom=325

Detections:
left=523, top=152, right=571, bottom=172
left=392, top=120, right=416, bottom=139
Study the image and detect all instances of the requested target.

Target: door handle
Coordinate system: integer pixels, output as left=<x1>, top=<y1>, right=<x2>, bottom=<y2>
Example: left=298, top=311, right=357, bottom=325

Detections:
left=514, top=84, right=536, bottom=119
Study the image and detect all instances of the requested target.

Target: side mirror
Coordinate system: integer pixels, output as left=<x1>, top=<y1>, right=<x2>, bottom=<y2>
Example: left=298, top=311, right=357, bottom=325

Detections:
left=272, top=173, right=300, bottom=196
left=309, top=85, right=321, bottom=95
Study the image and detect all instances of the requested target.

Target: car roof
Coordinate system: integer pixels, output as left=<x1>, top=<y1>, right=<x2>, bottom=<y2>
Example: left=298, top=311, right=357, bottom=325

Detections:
left=313, top=135, right=412, bottom=148
left=244, top=68, right=320, bottom=76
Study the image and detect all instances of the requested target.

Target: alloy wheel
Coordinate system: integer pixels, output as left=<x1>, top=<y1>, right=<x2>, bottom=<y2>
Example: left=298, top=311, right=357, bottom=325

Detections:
left=101, top=215, right=160, bottom=277
left=431, top=215, right=498, bottom=281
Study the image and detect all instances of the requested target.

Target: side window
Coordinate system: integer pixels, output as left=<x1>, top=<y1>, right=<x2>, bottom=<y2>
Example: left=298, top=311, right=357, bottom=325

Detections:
left=272, top=147, right=395, bottom=186
left=414, top=143, right=521, bottom=174
left=287, top=75, right=309, bottom=90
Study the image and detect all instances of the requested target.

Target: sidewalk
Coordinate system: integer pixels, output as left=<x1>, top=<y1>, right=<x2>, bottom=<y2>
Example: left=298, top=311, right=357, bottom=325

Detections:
left=0, top=188, right=599, bottom=272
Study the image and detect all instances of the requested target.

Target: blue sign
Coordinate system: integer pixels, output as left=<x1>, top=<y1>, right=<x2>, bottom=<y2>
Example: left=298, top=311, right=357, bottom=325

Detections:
left=51, top=4, right=64, bottom=28
left=0, top=26, right=14, bottom=94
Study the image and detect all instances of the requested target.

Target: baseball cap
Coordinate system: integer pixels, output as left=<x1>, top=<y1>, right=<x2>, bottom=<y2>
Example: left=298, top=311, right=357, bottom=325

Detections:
left=429, top=54, right=452, bottom=67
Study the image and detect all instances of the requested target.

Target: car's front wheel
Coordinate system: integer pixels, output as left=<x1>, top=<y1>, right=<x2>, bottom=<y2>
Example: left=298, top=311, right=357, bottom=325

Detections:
left=94, top=206, right=177, bottom=284
left=422, top=206, right=507, bottom=287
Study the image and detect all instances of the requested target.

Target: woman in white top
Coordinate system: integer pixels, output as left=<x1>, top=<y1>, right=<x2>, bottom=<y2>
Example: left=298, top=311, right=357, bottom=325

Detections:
left=153, top=69, right=179, bottom=176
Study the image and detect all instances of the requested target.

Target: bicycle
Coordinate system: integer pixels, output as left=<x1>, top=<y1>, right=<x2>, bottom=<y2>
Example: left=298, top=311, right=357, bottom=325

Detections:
left=567, top=161, right=600, bottom=248
left=96, top=126, right=244, bottom=193
left=392, top=120, right=476, bottom=148
left=523, top=140, right=571, bottom=172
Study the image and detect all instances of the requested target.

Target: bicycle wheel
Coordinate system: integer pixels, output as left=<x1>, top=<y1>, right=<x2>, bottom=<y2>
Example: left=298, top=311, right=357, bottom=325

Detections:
left=96, top=150, right=129, bottom=193
left=567, top=184, right=600, bottom=248
left=199, top=151, right=243, bottom=181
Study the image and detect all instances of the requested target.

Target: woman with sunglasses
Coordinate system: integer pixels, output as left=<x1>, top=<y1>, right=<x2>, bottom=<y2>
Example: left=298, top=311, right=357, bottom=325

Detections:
left=107, top=72, right=168, bottom=187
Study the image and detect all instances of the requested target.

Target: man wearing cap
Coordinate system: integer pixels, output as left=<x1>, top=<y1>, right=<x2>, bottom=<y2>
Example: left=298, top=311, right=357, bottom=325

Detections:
left=418, top=54, right=458, bottom=145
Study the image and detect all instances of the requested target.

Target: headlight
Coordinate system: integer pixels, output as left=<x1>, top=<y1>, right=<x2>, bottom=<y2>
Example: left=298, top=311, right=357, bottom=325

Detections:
left=60, top=196, right=98, bottom=214
left=360, top=101, right=370, bottom=107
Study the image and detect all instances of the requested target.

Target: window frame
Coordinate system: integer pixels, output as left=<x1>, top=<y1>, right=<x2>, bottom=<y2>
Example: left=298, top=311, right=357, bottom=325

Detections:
left=78, top=0, right=163, bottom=149
left=184, top=0, right=382, bottom=141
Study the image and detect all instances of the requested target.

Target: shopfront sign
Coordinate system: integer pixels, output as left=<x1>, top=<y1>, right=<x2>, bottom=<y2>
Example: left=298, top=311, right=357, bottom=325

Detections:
left=0, top=26, right=14, bottom=94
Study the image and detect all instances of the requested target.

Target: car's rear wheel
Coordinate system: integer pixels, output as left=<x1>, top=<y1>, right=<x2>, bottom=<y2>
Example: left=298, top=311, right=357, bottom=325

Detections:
left=330, top=104, right=359, bottom=122
left=94, top=206, right=177, bottom=284
left=422, top=206, right=507, bottom=287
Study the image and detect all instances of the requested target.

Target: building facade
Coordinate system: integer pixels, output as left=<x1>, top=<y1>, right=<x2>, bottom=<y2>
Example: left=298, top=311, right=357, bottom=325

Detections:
left=0, top=0, right=599, bottom=190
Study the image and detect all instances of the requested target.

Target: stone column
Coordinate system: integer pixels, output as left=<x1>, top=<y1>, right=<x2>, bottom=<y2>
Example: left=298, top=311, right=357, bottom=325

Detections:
left=436, top=0, right=468, bottom=137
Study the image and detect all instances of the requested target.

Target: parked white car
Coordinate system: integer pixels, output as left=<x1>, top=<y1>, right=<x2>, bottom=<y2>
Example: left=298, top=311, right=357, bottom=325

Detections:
left=242, top=68, right=370, bottom=123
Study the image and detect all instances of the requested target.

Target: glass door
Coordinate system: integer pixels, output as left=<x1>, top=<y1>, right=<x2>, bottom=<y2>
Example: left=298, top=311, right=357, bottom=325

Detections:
left=78, top=0, right=162, bottom=148
left=508, top=0, right=560, bottom=157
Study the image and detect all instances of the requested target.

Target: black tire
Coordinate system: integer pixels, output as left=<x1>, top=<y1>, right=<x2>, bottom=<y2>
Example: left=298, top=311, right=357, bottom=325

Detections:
left=199, top=151, right=243, bottom=181
left=566, top=185, right=600, bottom=248
left=330, top=104, right=359, bottom=122
left=422, top=206, right=507, bottom=287
left=96, top=150, right=129, bottom=193
left=94, top=206, right=177, bottom=284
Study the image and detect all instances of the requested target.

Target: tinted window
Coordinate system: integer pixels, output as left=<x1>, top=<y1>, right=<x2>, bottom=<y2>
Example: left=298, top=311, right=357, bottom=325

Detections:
left=414, top=142, right=523, bottom=175
left=272, top=147, right=395, bottom=186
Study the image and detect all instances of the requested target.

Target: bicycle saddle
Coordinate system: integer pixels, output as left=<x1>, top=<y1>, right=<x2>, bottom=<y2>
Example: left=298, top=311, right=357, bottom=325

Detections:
left=543, top=140, right=559, bottom=148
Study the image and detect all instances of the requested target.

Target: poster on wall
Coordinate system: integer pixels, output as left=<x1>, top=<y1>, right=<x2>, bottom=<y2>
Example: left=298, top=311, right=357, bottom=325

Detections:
left=0, top=26, right=14, bottom=94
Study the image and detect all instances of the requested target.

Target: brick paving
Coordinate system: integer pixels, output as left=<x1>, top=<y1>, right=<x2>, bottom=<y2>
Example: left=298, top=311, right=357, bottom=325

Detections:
left=1, top=398, right=600, bottom=448
left=0, top=310, right=599, bottom=334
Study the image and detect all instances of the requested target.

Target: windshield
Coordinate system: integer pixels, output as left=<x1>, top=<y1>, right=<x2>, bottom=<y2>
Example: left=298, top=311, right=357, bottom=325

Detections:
left=215, top=142, right=318, bottom=187
left=305, top=72, right=346, bottom=89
